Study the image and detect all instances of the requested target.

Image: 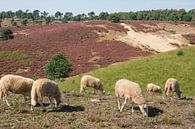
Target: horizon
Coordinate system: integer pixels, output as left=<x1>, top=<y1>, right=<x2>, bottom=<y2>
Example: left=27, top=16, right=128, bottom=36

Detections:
left=0, top=0, right=195, bottom=15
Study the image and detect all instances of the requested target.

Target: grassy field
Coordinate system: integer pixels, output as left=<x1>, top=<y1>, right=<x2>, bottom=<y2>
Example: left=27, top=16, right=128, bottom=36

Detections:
left=0, top=47, right=194, bottom=129
left=59, top=46, right=195, bottom=96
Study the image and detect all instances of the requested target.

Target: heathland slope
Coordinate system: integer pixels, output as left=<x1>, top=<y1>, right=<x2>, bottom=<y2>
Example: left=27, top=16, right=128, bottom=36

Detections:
left=0, top=20, right=195, bottom=77
left=59, top=46, right=195, bottom=96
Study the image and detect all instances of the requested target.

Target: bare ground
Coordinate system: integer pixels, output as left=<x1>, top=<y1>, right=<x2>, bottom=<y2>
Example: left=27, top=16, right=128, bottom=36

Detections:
left=0, top=92, right=194, bottom=129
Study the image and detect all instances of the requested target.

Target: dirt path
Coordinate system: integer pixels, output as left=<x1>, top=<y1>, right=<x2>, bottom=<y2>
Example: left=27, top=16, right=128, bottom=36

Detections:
left=118, top=23, right=189, bottom=53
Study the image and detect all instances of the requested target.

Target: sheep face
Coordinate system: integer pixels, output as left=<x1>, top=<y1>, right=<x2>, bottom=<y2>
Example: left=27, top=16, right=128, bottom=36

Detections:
left=177, top=91, right=182, bottom=98
left=139, top=104, right=148, bottom=117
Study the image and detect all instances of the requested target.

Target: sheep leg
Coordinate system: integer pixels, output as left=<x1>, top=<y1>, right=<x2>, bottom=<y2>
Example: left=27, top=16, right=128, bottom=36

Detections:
left=54, top=99, right=57, bottom=108
left=120, top=97, right=127, bottom=112
left=131, top=102, right=135, bottom=113
left=93, top=89, right=96, bottom=94
left=3, top=96, right=10, bottom=106
left=23, top=96, right=27, bottom=105
left=49, top=97, right=54, bottom=108
left=31, top=105, right=34, bottom=112
left=116, top=96, right=121, bottom=110
left=80, top=86, right=84, bottom=93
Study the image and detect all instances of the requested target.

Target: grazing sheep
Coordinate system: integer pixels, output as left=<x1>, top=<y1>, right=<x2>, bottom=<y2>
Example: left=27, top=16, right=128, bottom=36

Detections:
left=0, top=74, right=34, bottom=106
left=164, top=78, right=182, bottom=98
left=31, top=78, right=61, bottom=111
left=115, top=79, right=148, bottom=116
left=80, top=75, right=105, bottom=95
left=147, top=83, right=162, bottom=93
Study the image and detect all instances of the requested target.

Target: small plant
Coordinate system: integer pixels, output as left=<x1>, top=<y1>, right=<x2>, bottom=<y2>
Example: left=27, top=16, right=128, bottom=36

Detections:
left=176, top=50, right=184, bottom=56
left=189, top=40, right=194, bottom=45
left=44, top=53, right=72, bottom=80
left=0, top=29, right=13, bottom=40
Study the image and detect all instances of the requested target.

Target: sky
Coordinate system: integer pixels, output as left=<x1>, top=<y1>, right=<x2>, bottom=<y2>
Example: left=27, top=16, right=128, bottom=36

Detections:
left=0, top=0, right=195, bottom=15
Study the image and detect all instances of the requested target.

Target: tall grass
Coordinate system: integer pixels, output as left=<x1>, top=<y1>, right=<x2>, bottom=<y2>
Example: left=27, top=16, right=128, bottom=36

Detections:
left=59, top=46, right=195, bottom=96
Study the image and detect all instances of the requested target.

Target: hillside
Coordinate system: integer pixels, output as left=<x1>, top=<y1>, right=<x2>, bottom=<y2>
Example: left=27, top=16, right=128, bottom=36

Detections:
left=0, top=20, right=151, bottom=77
left=0, top=20, right=195, bottom=78
left=59, top=46, right=195, bottom=96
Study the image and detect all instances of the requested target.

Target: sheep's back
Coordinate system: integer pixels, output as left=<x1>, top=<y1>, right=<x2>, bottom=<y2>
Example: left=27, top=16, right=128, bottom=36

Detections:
left=115, top=79, right=141, bottom=98
left=33, top=79, right=59, bottom=97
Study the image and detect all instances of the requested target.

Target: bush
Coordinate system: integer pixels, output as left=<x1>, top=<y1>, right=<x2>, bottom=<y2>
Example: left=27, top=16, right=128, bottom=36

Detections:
left=108, top=15, right=120, bottom=23
left=176, top=50, right=184, bottom=56
left=44, top=53, right=72, bottom=80
left=0, top=29, right=13, bottom=41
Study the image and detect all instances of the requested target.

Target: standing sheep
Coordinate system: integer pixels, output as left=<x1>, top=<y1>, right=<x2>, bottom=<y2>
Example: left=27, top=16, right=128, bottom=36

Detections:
left=31, top=78, right=62, bottom=111
left=80, top=75, right=105, bottom=95
left=0, top=74, right=34, bottom=106
left=115, top=79, right=148, bottom=116
left=147, top=83, right=162, bottom=93
left=164, top=78, right=182, bottom=98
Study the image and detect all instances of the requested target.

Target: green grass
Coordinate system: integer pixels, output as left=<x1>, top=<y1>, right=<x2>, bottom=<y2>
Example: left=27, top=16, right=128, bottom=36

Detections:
left=0, top=50, right=45, bottom=65
left=59, top=46, right=195, bottom=96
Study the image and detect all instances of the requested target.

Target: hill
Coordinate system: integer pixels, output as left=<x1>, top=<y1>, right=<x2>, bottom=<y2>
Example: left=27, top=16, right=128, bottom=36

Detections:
left=59, top=46, right=195, bottom=96
left=0, top=20, right=195, bottom=78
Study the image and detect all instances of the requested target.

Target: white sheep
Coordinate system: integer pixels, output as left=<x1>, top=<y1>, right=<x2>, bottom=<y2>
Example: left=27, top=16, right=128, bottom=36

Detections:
left=164, top=78, right=182, bottom=98
left=147, top=83, right=162, bottom=93
left=115, top=79, right=148, bottom=116
left=80, top=75, right=105, bottom=94
left=0, top=74, right=34, bottom=106
left=31, top=78, right=62, bottom=111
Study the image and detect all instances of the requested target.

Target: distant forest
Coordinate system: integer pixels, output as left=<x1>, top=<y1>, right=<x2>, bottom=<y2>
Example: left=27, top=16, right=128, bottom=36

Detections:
left=0, top=9, right=195, bottom=25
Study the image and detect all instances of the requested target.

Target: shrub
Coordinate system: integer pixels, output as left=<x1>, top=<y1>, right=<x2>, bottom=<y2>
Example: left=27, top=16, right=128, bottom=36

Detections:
left=108, top=15, right=120, bottom=23
left=189, top=40, right=194, bottom=45
left=176, top=50, right=184, bottom=56
left=0, top=29, right=13, bottom=41
left=44, top=53, right=72, bottom=80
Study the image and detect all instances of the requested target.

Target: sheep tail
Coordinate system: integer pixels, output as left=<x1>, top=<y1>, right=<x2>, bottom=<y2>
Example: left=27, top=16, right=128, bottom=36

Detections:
left=31, top=87, right=38, bottom=106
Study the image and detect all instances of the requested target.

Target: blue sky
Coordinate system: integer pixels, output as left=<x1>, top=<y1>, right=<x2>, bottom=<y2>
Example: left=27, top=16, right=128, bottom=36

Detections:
left=0, top=0, right=195, bottom=15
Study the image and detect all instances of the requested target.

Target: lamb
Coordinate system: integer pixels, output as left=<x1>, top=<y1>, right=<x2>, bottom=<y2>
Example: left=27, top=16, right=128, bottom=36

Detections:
left=147, top=83, right=162, bottom=93
left=31, top=78, right=62, bottom=111
left=115, top=79, right=148, bottom=116
left=0, top=74, right=34, bottom=106
left=164, top=78, right=182, bottom=98
left=80, top=75, right=105, bottom=95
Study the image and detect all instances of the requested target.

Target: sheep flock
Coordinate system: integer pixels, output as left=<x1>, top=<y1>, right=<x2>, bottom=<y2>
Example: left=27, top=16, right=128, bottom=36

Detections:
left=0, top=74, right=185, bottom=117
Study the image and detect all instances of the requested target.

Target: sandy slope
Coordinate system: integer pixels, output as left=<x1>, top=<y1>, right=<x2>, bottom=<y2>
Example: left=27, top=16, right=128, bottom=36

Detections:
left=118, top=23, right=189, bottom=53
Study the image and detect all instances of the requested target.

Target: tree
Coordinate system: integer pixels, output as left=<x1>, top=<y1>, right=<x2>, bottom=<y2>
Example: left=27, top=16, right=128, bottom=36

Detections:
left=16, top=10, right=23, bottom=18
left=33, top=10, right=40, bottom=20
left=73, top=14, right=82, bottom=21
left=88, top=11, right=95, bottom=20
left=41, top=11, right=49, bottom=19
left=44, top=53, right=72, bottom=80
left=63, top=12, right=73, bottom=21
left=55, top=11, right=63, bottom=20
left=99, top=12, right=109, bottom=20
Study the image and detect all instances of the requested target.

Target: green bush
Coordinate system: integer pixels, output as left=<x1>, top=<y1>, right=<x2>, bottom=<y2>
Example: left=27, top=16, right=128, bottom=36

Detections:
left=176, top=50, right=184, bottom=56
left=44, top=53, right=72, bottom=80
left=108, top=15, right=120, bottom=23
left=0, top=29, right=13, bottom=41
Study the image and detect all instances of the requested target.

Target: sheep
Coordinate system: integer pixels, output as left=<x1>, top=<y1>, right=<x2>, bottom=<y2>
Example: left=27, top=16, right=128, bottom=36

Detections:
left=80, top=75, right=105, bottom=95
left=0, top=74, right=34, bottom=106
left=31, top=78, right=62, bottom=111
left=147, top=83, right=162, bottom=93
left=164, top=78, right=182, bottom=98
left=115, top=79, right=148, bottom=116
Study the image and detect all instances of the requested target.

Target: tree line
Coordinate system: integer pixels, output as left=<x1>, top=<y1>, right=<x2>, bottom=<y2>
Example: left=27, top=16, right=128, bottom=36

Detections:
left=0, top=9, right=195, bottom=24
